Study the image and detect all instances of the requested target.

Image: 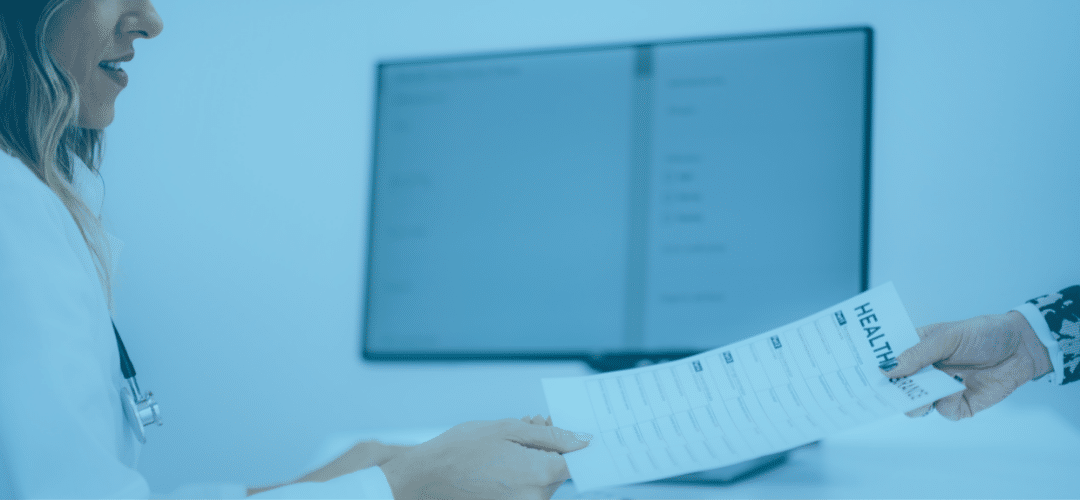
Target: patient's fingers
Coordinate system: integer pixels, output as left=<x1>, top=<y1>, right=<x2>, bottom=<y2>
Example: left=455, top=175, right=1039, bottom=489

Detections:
left=905, top=403, right=934, bottom=418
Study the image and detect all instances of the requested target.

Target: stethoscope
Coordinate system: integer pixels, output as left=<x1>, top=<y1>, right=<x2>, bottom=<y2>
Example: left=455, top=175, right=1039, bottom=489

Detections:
left=112, top=321, right=162, bottom=443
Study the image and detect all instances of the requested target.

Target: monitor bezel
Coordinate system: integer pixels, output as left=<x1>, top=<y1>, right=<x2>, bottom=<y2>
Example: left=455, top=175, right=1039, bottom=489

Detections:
left=361, top=25, right=873, bottom=372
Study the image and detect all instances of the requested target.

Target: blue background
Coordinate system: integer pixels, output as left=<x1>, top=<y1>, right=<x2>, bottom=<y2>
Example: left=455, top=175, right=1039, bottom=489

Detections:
left=100, top=0, right=1079, bottom=492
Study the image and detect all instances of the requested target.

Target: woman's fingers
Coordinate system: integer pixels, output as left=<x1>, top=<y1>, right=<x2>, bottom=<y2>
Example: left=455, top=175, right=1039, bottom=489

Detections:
left=522, top=414, right=550, bottom=425
left=882, top=322, right=963, bottom=378
left=549, top=454, right=572, bottom=484
left=507, top=421, right=591, bottom=454
left=516, top=414, right=548, bottom=427
left=934, top=365, right=1024, bottom=420
left=542, top=479, right=564, bottom=499
left=932, top=390, right=974, bottom=421
left=904, top=402, right=934, bottom=418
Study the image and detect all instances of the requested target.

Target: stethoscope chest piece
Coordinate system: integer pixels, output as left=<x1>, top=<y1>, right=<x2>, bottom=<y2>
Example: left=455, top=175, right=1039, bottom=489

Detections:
left=114, top=321, right=162, bottom=443
left=121, top=382, right=162, bottom=444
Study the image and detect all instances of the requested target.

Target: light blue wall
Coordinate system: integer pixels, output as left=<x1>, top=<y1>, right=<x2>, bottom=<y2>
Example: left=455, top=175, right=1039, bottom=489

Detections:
left=101, top=0, right=1080, bottom=492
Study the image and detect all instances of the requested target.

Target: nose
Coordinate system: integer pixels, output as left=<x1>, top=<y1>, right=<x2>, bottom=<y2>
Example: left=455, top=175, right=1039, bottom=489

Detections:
left=125, top=0, right=165, bottom=40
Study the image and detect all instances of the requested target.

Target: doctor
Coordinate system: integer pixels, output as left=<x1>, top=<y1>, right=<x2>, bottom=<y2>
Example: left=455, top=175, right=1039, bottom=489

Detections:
left=0, top=1, right=589, bottom=499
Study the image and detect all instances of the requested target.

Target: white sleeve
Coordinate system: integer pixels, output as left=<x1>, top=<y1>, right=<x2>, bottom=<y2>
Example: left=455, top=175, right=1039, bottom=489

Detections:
left=0, top=160, right=151, bottom=498
left=158, top=482, right=249, bottom=499
left=1014, top=302, right=1065, bottom=385
left=248, top=467, right=395, bottom=499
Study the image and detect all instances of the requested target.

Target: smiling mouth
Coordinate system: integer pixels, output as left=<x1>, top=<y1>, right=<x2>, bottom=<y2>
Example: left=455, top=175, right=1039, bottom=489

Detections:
left=99, top=61, right=128, bottom=87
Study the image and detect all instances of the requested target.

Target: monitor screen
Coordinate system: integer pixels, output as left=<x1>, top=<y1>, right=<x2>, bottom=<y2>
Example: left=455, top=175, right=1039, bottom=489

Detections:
left=363, top=27, right=871, bottom=368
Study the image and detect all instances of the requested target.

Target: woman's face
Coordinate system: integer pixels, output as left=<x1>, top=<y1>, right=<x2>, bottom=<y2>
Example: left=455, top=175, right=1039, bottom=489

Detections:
left=45, top=0, right=164, bottom=130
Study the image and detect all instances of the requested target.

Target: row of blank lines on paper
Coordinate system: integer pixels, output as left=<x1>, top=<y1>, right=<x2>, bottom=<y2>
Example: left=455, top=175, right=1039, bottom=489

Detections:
left=586, top=318, right=895, bottom=478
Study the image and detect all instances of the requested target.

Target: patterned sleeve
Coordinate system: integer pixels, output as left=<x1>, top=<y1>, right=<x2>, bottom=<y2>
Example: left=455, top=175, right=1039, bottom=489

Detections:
left=1026, top=285, right=1080, bottom=385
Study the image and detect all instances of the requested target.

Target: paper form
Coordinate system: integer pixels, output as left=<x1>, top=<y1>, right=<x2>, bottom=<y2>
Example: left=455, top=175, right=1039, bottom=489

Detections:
left=542, top=282, right=964, bottom=492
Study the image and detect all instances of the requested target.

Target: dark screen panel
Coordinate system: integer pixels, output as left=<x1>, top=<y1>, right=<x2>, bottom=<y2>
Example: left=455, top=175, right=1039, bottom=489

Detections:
left=363, top=27, right=872, bottom=365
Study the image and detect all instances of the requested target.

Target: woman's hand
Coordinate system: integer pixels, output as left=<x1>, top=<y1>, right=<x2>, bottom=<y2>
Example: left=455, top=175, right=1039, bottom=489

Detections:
left=884, top=311, right=1053, bottom=420
left=379, top=418, right=590, bottom=500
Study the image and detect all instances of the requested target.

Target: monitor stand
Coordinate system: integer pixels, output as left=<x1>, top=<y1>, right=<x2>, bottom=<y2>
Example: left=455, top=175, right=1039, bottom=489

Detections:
left=653, top=451, right=788, bottom=484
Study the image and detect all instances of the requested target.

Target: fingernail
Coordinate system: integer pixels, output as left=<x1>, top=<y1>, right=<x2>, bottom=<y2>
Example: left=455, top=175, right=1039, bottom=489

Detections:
left=573, top=432, right=593, bottom=443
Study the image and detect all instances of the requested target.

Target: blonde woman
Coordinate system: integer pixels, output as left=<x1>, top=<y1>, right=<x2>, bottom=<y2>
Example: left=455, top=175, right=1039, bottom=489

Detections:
left=0, top=1, right=589, bottom=498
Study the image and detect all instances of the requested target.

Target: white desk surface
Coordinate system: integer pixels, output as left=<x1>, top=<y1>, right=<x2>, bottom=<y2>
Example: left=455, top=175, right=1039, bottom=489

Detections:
left=316, top=400, right=1077, bottom=499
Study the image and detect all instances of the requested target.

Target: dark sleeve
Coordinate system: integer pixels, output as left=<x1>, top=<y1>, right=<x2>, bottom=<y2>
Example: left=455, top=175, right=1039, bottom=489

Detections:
left=1027, top=285, right=1080, bottom=385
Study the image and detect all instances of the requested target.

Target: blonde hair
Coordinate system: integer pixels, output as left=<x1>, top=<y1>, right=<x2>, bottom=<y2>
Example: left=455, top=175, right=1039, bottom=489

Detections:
left=0, top=0, right=115, bottom=310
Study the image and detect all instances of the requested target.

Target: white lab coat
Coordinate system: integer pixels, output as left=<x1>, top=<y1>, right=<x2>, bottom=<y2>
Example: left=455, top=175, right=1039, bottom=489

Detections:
left=0, top=152, right=393, bottom=499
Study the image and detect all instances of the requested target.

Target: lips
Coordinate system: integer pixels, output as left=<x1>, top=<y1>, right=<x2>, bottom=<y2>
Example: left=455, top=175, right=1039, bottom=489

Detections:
left=98, top=53, right=133, bottom=88
left=98, top=62, right=128, bottom=88
left=100, top=53, right=134, bottom=65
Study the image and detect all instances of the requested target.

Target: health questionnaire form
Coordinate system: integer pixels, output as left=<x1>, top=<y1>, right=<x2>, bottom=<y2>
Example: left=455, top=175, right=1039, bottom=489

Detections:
left=542, top=282, right=964, bottom=492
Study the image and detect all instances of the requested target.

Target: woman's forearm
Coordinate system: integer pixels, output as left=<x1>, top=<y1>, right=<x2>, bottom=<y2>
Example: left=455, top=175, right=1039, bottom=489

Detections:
left=246, top=440, right=410, bottom=496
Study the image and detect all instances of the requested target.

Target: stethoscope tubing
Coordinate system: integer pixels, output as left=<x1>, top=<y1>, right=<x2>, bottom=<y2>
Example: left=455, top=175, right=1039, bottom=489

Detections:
left=112, top=321, right=162, bottom=442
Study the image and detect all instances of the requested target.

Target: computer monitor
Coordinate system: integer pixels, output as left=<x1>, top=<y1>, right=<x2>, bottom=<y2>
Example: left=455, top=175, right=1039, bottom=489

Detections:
left=363, top=26, right=872, bottom=372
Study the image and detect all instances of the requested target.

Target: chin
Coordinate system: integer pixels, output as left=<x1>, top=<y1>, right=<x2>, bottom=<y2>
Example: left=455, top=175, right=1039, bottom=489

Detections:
left=78, top=105, right=115, bottom=130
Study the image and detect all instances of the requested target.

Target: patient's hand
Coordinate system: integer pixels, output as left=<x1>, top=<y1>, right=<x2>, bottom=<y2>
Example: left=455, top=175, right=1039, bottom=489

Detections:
left=884, top=311, right=1053, bottom=420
